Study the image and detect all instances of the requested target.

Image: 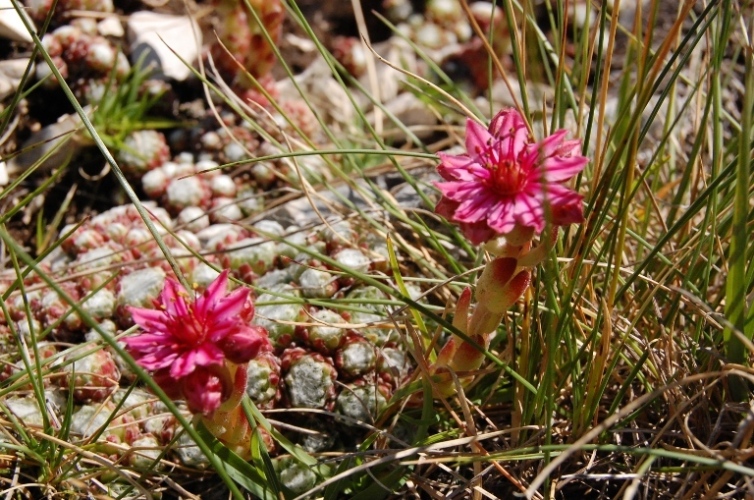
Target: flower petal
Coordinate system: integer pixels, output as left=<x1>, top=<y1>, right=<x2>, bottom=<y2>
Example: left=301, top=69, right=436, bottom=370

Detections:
left=541, top=155, right=589, bottom=183
left=545, top=183, right=584, bottom=226
left=489, top=108, right=526, bottom=136
left=137, top=349, right=180, bottom=372
left=435, top=181, right=488, bottom=201
left=465, top=118, right=493, bottom=157
left=129, top=307, right=169, bottom=329
left=122, top=332, right=171, bottom=351
left=557, top=138, right=583, bottom=156
left=161, top=279, right=190, bottom=318
left=212, top=286, right=251, bottom=320
left=512, top=194, right=545, bottom=232
left=486, top=200, right=516, bottom=234
left=460, top=221, right=496, bottom=245
left=170, top=343, right=225, bottom=378
left=536, top=129, right=569, bottom=157
left=218, top=326, right=271, bottom=364
left=454, top=190, right=498, bottom=222
left=489, top=109, right=530, bottom=157
left=435, top=196, right=460, bottom=219
left=194, top=270, right=228, bottom=318
left=437, top=152, right=474, bottom=181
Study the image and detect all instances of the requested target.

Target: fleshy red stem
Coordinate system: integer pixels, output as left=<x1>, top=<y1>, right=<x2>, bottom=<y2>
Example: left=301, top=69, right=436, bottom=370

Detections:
left=429, top=225, right=568, bottom=397
left=201, top=403, right=254, bottom=460
left=202, top=362, right=254, bottom=459
left=218, top=362, right=248, bottom=412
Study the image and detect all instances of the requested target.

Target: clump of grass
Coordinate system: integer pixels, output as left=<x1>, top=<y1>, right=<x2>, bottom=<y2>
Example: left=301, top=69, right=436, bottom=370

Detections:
left=87, top=56, right=176, bottom=151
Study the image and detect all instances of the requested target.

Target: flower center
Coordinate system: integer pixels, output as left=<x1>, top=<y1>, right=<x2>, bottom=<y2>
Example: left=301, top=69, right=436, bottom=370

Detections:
left=169, top=305, right=207, bottom=345
left=488, top=159, right=526, bottom=196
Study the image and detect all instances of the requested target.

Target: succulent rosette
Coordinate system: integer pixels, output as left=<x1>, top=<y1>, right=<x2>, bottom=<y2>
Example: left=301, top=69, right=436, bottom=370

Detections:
left=124, top=270, right=270, bottom=415
left=435, top=108, right=589, bottom=244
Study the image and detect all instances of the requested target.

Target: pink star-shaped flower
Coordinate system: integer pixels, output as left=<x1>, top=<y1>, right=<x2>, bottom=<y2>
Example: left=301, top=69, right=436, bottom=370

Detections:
left=124, top=270, right=270, bottom=415
left=435, top=108, right=588, bottom=244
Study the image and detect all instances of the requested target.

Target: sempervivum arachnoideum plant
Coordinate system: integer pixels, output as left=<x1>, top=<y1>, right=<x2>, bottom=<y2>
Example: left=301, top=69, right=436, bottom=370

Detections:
left=280, top=347, right=339, bottom=410
left=26, top=0, right=114, bottom=25
left=219, top=218, right=419, bottom=450
left=209, top=0, right=284, bottom=102
left=60, top=347, right=121, bottom=403
left=1, top=206, right=419, bottom=468
left=122, top=269, right=274, bottom=459
left=56, top=202, right=196, bottom=282
left=139, top=154, right=256, bottom=223
left=36, top=21, right=130, bottom=100
left=0, top=202, right=202, bottom=343
left=216, top=220, right=290, bottom=283
left=115, top=130, right=171, bottom=178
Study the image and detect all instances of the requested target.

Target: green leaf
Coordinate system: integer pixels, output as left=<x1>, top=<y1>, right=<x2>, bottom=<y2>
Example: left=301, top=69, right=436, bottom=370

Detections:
left=195, top=421, right=274, bottom=499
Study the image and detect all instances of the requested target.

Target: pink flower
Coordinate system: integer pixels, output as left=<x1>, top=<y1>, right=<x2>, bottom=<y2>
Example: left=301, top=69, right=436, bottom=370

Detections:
left=124, top=270, right=270, bottom=415
left=435, top=108, right=588, bottom=244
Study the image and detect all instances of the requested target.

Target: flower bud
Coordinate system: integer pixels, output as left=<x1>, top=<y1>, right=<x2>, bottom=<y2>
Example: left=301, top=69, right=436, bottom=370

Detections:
left=218, top=325, right=270, bottom=364
left=182, top=366, right=231, bottom=416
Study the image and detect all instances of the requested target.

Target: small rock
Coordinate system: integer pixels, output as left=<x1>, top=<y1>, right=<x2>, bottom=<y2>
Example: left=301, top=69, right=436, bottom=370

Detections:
left=278, top=57, right=354, bottom=125
left=127, top=12, right=201, bottom=81
left=97, top=16, right=124, bottom=38
left=0, top=0, right=34, bottom=43
left=6, top=397, right=45, bottom=427
left=7, top=111, right=87, bottom=177
left=0, top=58, right=33, bottom=100
left=0, top=161, right=8, bottom=186
left=375, top=92, right=438, bottom=140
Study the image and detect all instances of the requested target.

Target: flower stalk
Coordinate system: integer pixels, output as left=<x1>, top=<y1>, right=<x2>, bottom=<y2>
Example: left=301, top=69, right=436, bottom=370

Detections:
left=430, top=108, right=588, bottom=397
left=200, top=366, right=256, bottom=459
